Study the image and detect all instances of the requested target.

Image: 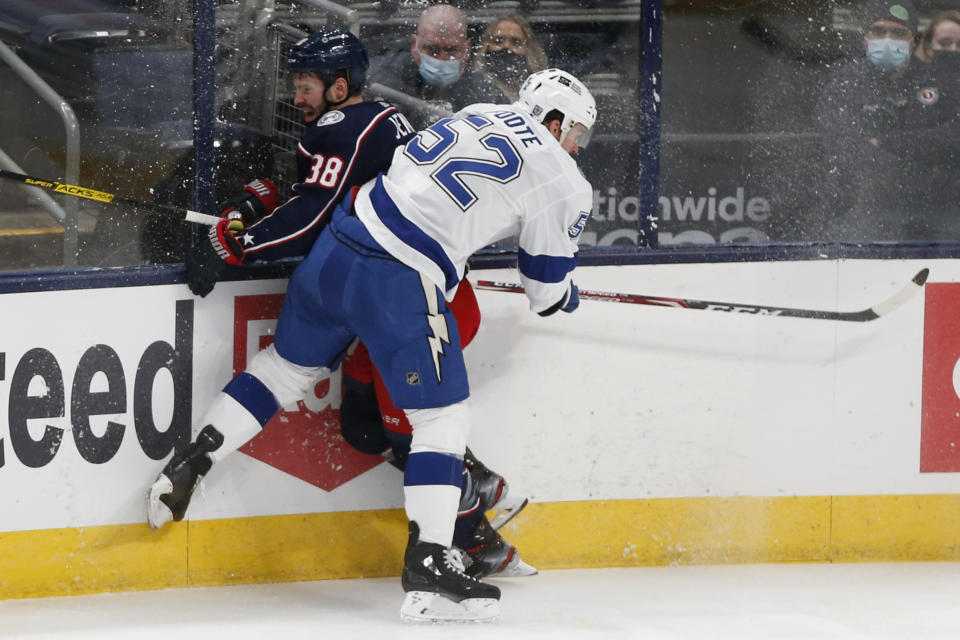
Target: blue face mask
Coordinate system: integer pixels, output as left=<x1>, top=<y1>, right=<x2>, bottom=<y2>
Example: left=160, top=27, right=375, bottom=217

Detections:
left=418, top=52, right=462, bottom=88
left=867, top=37, right=911, bottom=70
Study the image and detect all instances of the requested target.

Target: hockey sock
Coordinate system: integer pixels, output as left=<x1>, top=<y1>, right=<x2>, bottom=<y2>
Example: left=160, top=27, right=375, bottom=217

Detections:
left=404, top=451, right=463, bottom=546
left=453, top=468, right=485, bottom=549
left=203, top=372, right=279, bottom=464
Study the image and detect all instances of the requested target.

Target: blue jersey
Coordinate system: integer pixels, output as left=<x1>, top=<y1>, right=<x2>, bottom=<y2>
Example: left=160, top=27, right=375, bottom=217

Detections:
left=240, top=101, right=415, bottom=262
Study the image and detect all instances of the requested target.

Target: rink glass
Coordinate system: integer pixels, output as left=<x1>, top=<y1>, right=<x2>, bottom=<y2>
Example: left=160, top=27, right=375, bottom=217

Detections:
left=0, top=0, right=956, bottom=272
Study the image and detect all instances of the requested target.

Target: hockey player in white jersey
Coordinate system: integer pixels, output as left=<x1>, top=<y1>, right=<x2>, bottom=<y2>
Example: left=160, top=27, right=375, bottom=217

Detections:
left=355, top=70, right=594, bottom=312
left=149, top=68, right=595, bottom=623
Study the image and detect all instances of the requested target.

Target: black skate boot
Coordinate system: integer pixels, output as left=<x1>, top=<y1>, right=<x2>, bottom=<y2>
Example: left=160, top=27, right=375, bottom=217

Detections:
left=400, top=521, right=501, bottom=623
left=146, top=425, right=224, bottom=529
left=464, top=448, right=528, bottom=529
left=462, top=515, right=538, bottom=579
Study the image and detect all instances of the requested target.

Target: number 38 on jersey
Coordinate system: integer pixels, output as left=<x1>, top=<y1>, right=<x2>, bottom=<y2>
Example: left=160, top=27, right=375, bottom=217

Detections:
left=305, top=153, right=345, bottom=187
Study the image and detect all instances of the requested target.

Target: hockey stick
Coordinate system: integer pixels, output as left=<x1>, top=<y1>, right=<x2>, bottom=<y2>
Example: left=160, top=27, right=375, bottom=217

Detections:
left=0, top=169, right=220, bottom=226
left=475, top=268, right=929, bottom=322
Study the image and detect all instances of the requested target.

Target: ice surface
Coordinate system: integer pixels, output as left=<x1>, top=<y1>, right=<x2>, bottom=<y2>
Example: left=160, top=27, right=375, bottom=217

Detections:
left=1, top=563, right=958, bottom=639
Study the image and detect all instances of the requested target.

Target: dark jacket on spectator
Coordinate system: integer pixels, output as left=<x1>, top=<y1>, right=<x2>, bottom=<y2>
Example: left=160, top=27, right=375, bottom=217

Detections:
left=812, top=57, right=960, bottom=240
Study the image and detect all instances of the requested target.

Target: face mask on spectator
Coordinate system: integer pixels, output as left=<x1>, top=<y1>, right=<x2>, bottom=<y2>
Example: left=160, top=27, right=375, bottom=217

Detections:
left=485, top=49, right=529, bottom=82
left=867, top=37, right=911, bottom=69
left=418, top=52, right=462, bottom=87
left=933, top=49, right=960, bottom=64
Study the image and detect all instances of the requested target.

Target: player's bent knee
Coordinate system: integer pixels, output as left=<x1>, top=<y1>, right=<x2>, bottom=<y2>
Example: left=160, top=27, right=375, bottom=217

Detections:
left=246, top=344, right=328, bottom=408
left=404, top=402, right=470, bottom=456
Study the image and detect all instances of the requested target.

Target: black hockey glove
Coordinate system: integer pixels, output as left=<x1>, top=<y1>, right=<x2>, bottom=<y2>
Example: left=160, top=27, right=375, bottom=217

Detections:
left=218, top=178, right=280, bottom=225
left=185, top=217, right=246, bottom=297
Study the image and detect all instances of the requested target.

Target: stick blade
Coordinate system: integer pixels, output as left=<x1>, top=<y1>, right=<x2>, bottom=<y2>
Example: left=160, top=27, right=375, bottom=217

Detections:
left=868, top=268, right=929, bottom=319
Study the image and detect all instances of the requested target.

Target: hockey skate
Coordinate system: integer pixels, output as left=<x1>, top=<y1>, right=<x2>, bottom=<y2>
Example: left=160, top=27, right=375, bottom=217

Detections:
left=464, top=448, right=528, bottom=530
left=462, top=515, right=538, bottom=579
left=400, top=521, right=501, bottom=623
left=146, top=425, right=223, bottom=530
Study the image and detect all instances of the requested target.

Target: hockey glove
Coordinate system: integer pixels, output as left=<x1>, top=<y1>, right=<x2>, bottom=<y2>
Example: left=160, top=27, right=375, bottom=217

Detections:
left=537, top=282, right=580, bottom=317
left=561, top=282, right=580, bottom=313
left=185, top=217, right=246, bottom=297
left=218, top=178, right=279, bottom=225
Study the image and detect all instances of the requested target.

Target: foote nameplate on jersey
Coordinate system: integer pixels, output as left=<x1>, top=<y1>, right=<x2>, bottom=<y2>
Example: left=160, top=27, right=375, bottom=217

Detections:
left=400, top=592, right=501, bottom=623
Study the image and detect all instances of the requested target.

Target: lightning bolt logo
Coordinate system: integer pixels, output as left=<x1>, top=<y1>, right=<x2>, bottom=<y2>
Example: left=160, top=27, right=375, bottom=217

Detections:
left=420, top=274, right=450, bottom=382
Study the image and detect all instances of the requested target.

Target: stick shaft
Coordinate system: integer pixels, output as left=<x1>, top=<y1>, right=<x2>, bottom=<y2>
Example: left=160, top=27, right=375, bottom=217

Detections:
left=0, top=169, right=218, bottom=225
left=475, top=268, right=928, bottom=322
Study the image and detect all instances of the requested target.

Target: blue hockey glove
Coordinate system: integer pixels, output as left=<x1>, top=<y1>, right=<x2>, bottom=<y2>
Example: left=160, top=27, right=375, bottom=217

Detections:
left=185, top=217, right=246, bottom=297
left=538, top=282, right=580, bottom=317
left=561, top=282, right=580, bottom=313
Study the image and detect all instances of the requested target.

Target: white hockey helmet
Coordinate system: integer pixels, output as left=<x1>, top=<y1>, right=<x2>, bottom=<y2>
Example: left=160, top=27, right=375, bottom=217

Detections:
left=517, top=68, right=597, bottom=147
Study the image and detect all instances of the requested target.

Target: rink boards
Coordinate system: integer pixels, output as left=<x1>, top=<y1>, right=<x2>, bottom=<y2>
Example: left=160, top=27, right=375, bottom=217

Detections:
left=1, top=259, right=959, bottom=599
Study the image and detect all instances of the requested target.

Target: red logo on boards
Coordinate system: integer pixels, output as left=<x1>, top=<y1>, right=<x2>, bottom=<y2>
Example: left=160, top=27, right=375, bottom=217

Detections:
left=920, top=283, right=960, bottom=472
left=232, top=294, right=383, bottom=489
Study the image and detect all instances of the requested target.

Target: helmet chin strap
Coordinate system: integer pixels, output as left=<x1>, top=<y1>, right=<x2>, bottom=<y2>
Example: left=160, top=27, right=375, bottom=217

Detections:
left=320, top=73, right=352, bottom=112
left=554, top=117, right=573, bottom=145
left=324, top=87, right=350, bottom=110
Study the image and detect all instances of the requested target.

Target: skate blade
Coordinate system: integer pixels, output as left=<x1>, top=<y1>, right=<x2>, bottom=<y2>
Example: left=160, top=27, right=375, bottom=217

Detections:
left=146, top=476, right=174, bottom=530
left=487, top=496, right=528, bottom=530
left=494, top=557, right=538, bottom=578
left=400, top=592, right=500, bottom=623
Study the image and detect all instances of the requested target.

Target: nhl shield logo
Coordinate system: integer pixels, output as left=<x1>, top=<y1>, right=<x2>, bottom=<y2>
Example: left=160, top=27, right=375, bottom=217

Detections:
left=406, top=371, right=422, bottom=386
left=917, top=87, right=939, bottom=105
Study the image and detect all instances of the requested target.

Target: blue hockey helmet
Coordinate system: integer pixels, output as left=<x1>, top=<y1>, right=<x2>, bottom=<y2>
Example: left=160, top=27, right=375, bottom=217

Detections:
left=285, top=28, right=369, bottom=91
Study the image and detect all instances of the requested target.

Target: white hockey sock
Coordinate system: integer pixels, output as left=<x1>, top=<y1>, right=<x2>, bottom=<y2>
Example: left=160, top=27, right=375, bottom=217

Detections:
left=405, top=484, right=462, bottom=546
left=201, top=391, right=266, bottom=464
left=402, top=402, right=471, bottom=546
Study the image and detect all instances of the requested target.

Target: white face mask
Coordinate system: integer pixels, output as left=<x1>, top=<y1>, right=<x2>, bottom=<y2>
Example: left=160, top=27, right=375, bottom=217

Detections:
left=867, top=37, right=911, bottom=70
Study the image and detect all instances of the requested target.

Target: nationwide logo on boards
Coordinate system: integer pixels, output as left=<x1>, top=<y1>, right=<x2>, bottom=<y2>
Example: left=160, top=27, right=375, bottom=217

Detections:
left=0, top=296, right=383, bottom=488
left=581, top=185, right=775, bottom=246
left=0, top=300, right=193, bottom=470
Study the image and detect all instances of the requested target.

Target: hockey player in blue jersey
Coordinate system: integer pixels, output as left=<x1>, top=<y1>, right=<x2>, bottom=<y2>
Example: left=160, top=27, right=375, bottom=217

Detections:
left=151, top=63, right=596, bottom=621
left=185, top=30, right=417, bottom=294
left=156, top=28, right=534, bottom=582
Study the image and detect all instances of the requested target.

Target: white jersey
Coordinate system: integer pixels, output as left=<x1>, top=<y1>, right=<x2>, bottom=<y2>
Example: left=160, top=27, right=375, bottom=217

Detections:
left=354, top=102, right=593, bottom=313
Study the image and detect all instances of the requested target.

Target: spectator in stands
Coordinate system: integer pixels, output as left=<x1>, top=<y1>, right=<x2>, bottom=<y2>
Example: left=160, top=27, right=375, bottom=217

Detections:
left=915, top=10, right=960, bottom=63
left=908, top=11, right=960, bottom=237
left=474, top=14, right=547, bottom=101
left=367, top=3, right=505, bottom=129
left=810, top=0, right=932, bottom=240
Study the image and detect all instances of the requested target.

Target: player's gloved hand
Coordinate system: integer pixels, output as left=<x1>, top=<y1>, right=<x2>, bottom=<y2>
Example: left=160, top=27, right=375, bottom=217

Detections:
left=537, top=281, right=580, bottom=317
left=217, top=178, right=279, bottom=225
left=561, top=282, right=580, bottom=313
left=184, top=217, right=246, bottom=297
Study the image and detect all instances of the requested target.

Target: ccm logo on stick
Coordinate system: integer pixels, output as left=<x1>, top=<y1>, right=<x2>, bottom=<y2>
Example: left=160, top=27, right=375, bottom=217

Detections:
left=0, top=300, right=194, bottom=469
